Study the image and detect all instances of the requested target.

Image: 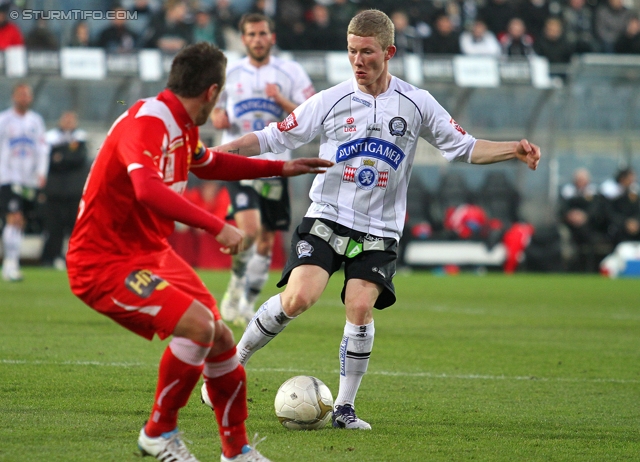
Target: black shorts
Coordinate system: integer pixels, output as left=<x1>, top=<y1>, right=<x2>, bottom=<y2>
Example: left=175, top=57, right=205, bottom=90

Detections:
left=226, top=178, right=290, bottom=231
left=0, top=184, right=37, bottom=217
left=277, top=218, right=398, bottom=309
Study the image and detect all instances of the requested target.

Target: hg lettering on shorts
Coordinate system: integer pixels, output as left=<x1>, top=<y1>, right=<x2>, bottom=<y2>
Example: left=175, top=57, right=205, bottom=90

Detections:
left=125, top=270, right=168, bottom=298
left=309, top=219, right=384, bottom=258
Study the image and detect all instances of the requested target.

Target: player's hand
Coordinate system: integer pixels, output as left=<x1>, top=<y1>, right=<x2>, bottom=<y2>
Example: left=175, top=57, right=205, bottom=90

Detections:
left=265, top=83, right=280, bottom=99
left=211, top=109, right=231, bottom=130
left=281, top=158, right=334, bottom=177
left=216, top=223, right=246, bottom=255
left=516, top=139, right=541, bottom=171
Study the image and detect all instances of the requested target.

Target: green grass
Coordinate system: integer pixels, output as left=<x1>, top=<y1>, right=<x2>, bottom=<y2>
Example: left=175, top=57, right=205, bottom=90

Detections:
left=1, top=269, right=639, bottom=461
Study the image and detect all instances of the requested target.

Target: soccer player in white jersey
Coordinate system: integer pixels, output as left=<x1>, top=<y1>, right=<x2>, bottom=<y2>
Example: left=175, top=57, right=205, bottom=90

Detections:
left=213, top=13, right=315, bottom=327
left=0, top=83, right=49, bottom=281
left=208, top=9, right=541, bottom=429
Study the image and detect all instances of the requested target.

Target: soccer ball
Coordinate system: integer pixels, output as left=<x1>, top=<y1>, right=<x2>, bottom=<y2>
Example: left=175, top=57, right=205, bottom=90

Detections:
left=274, top=375, right=333, bottom=430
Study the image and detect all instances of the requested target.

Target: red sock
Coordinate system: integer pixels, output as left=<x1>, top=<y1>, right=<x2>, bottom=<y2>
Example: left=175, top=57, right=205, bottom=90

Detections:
left=204, top=347, right=249, bottom=458
left=145, top=345, right=204, bottom=437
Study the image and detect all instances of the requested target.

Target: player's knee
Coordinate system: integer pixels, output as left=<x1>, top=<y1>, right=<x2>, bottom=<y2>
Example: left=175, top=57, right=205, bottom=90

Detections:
left=282, top=289, right=317, bottom=316
left=174, top=301, right=215, bottom=344
left=210, top=320, right=235, bottom=356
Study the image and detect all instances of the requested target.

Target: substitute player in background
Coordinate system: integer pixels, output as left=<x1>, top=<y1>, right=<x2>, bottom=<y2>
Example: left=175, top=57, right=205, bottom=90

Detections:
left=66, top=42, right=330, bottom=462
left=208, top=10, right=541, bottom=430
left=0, top=82, right=49, bottom=282
left=212, top=13, right=315, bottom=327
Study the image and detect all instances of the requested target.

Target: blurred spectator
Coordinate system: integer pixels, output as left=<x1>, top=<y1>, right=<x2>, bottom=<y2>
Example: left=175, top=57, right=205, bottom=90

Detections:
left=478, top=0, right=517, bottom=37
left=595, top=0, right=634, bottom=53
left=563, top=0, right=600, bottom=53
left=402, top=0, right=438, bottom=41
left=0, top=3, right=24, bottom=50
left=614, top=15, right=640, bottom=54
left=533, top=16, right=574, bottom=63
left=600, top=167, right=638, bottom=200
left=41, top=111, right=89, bottom=270
left=500, top=17, right=535, bottom=56
left=459, top=18, right=501, bottom=56
left=559, top=167, right=607, bottom=271
left=143, top=0, right=193, bottom=53
left=517, top=0, right=554, bottom=41
left=424, top=14, right=461, bottom=54
left=193, top=8, right=225, bottom=48
left=274, top=0, right=306, bottom=50
left=329, top=0, right=359, bottom=32
left=96, top=6, right=138, bottom=53
left=68, top=21, right=91, bottom=47
left=391, top=9, right=423, bottom=56
left=304, top=3, right=344, bottom=51
left=25, top=18, right=59, bottom=50
left=212, top=0, right=242, bottom=51
left=601, top=167, right=640, bottom=244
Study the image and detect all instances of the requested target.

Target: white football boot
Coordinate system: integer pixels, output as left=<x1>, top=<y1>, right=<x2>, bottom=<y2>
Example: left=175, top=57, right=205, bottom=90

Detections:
left=138, top=427, right=199, bottom=461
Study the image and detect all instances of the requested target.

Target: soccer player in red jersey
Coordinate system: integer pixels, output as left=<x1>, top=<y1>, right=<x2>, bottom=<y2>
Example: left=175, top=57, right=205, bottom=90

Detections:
left=66, top=42, right=331, bottom=462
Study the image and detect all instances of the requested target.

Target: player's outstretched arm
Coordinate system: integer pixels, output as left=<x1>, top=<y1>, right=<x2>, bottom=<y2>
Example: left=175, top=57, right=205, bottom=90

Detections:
left=214, top=133, right=262, bottom=157
left=281, top=158, right=333, bottom=176
left=470, top=139, right=541, bottom=171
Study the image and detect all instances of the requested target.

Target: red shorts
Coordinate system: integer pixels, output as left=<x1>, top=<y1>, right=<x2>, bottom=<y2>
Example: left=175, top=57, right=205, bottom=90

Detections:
left=68, top=247, right=220, bottom=340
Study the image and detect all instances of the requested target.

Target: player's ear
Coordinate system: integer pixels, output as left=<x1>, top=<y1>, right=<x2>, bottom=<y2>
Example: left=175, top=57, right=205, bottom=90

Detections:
left=207, top=83, right=220, bottom=103
left=385, top=45, right=397, bottom=61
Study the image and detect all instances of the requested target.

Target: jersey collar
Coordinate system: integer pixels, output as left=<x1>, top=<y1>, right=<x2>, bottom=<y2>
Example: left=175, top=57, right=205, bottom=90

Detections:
left=352, top=75, right=397, bottom=100
left=157, top=89, right=194, bottom=130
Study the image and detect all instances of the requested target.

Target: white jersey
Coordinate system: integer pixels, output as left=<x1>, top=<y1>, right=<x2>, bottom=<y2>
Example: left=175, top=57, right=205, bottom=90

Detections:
left=0, top=107, right=49, bottom=188
left=256, top=76, right=477, bottom=241
left=217, top=55, right=314, bottom=161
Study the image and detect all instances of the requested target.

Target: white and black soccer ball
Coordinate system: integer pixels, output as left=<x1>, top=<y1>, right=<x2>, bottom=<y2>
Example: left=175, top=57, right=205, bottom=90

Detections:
left=274, top=375, right=333, bottom=430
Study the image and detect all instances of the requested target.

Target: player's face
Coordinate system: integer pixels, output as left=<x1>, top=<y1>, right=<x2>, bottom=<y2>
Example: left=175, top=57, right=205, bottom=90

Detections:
left=242, top=21, right=274, bottom=63
left=347, top=34, right=395, bottom=94
left=12, top=85, right=33, bottom=113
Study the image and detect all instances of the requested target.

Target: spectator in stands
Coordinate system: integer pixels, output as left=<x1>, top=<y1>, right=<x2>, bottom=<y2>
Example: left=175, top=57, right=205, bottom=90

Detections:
left=478, top=0, right=517, bottom=37
left=0, top=83, right=49, bottom=282
left=304, top=3, right=344, bottom=51
left=595, top=0, right=634, bottom=53
left=329, top=0, right=360, bottom=32
left=559, top=167, right=606, bottom=271
left=41, top=111, right=89, bottom=270
left=563, top=0, right=600, bottom=53
left=391, top=9, right=423, bottom=56
left=459, top=18, right=502, bottom=56
left=500, top=17, right=535, bottom=56
left=534, top=16, right=574, bottom=64
left=193, top=8, right=225, bottom=48
left=143, top=0, right=193, bottom=53
left=600, top=167, right=638, bottom=200
left=0, top=2, right=24, bottom=50
left=601, top=167, right=640, bottom=244
left=424, top=14, right=461, bottom=54
left=25, top=18, right=59, bottom=50
left=517, top=0, right=553, bottom=41
left=96, top=6, right=138, bottom=53
left=614, top=14, right=640, bottom=54
left=68, top=21, right=91, bottom=47
left=274, top=0, right=307, bottom=51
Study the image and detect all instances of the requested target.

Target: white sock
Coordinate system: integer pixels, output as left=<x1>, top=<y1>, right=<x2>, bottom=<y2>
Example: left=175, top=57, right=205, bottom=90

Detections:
left=335, top=320, right=375, bottom=408
left=244, top=253, right=271, bottom=304
left=2, top=224, right=22, bottom=263
left=237, top=294, right=293, bottom=365
left=231, top=247, right=253, bottom=279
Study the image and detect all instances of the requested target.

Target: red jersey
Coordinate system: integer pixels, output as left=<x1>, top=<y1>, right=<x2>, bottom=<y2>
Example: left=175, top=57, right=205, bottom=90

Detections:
left=68, top=89, right=207, bottom=267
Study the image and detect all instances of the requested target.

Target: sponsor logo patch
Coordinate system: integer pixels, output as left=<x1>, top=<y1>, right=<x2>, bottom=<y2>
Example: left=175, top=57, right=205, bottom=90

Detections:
left=296, top=240, right=314, bottom=258
left=336, top=137, right=405, bottom=170
left=277, top=112, right=298, bottom=132
left=352, top=96, right=372, bottom=108
left=125, top=270, right=168, bottom=298
left=342, top=160, right=389, bottom=190
left=450, top=117, right=467, bottom=135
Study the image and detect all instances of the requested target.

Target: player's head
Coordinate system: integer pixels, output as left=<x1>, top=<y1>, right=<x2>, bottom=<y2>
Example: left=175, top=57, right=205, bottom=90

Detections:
left=12, top=83, right=33, bottom=114
left=239, top=13, right=275, bottom=64
left=167, top=42, right=227, bottom=125
left=346, top=10, right=396, bottom=90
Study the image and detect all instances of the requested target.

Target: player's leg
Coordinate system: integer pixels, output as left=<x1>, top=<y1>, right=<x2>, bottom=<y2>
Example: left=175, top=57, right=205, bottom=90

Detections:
left=237, top=228, right=275, bottom=324
left=2, top=210, right=25, bottom=281
left=332, top=279, right=379, bottom=430
left=236, top=264, right=330, bottom=366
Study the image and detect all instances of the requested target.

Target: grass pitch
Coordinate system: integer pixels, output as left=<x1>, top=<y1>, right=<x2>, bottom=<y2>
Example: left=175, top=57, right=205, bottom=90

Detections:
left=1, top=268, right=638, bottom=461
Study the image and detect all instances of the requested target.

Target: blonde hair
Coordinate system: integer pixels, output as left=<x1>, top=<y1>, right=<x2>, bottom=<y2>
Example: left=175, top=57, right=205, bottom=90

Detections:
left=347, top=9, right=395, bottom=49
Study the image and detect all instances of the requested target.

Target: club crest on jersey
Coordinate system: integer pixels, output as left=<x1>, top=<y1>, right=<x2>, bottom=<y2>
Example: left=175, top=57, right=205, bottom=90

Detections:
left=389, top=117, right=407, bottom=136
left=336, top=137, right=405, bottom=170
left=296, top=240, right=314, bottom=258
left=342, top=159, right=389, bottom=190
left=450, top=117, right=466, bottom=135
left=125, top=270, right=168, bottom=298
left=277, top=112, right=298, bottom=132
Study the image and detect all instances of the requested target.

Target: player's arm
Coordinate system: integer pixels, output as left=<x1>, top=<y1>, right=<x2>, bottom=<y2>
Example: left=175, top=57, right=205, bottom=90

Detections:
left=213, top=132, right=262, bottom=157
left=129, top=166, right=245, bottom=253
left=210, top=107, right=231, bottom=129
left=470, top=139, right=540, bottom=171
left=265, top=83, right=298, bottom=114
left=190, top=147, right=332, bottom=180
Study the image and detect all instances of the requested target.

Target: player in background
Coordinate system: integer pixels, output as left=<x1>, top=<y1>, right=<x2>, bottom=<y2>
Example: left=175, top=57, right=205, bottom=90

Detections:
left=0, top=83, right=49, bottom=282
left=208, top=10, right=541, bottom=430
left=66, top=42, right=331, bottom=462
left=212, top=13, right=315, bottom=327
